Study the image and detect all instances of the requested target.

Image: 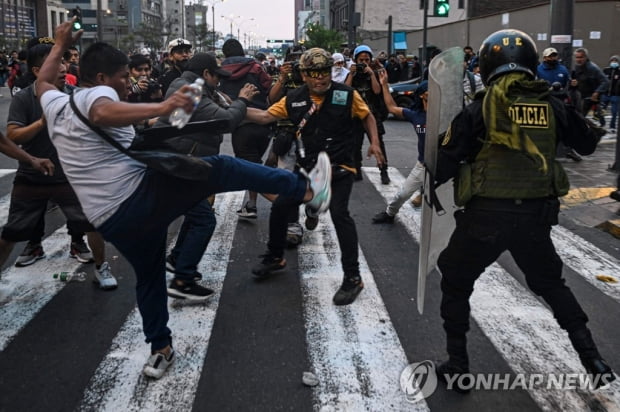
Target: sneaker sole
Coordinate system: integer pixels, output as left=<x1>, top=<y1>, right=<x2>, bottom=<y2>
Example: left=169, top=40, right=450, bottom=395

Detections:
left=15, top=254, right=46, bottom=267
left=167, top=288, right=214, bottom=301
left=92, top=279, right=118, bottom=290
left=70, top=253, right=95, bottom=263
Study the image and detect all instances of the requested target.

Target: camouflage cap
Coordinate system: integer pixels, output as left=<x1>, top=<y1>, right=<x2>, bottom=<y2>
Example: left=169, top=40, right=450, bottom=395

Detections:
left=299, top=48, right=333, bottom=70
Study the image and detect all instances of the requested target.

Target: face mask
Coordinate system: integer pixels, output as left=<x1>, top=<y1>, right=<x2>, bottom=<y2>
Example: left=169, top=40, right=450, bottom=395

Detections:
left=333, top=66, right=343, bottom=74
left=547, top=60, right=558, bottom=67
left=611, top=62, right=620, bottom=69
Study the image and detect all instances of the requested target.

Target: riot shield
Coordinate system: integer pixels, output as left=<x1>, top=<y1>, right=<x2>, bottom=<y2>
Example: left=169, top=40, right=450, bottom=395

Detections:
left=417, top=47, right=464, bottom=314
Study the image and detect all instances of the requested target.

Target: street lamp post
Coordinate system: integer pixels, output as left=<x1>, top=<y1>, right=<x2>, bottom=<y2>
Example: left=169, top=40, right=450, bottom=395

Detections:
left=221, top=14, right=240, bottom=39
left=204, top=0, right=225, bottom=51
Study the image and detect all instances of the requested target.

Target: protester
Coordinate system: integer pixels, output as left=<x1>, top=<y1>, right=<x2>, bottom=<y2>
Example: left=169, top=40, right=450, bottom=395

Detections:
left=245, top=47, right=385, bottom=306
left=37, top=21, right=332, bottom=379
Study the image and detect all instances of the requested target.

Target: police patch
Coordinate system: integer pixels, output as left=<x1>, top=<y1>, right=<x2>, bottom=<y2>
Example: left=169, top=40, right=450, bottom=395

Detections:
left=331, top=90, right=348, bottom=105
left=508, top=103, right=549, bottom=128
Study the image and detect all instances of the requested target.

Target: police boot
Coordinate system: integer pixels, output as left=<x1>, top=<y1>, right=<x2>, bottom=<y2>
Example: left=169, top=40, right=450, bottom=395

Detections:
left=436, top=334, right=472, bottom=394
left=569, top=328, right=617, bottom=389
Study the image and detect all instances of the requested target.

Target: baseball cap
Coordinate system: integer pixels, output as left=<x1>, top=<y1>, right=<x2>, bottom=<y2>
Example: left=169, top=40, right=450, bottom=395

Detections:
left=168, top=38, right=192, bottom=54
left=543, top=47, right=558, bottom=57
left=186, top=52, right=231, bottom=77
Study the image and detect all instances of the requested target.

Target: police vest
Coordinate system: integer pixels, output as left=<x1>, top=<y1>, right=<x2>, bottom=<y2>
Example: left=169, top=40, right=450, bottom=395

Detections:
left=461, top=94, right=569, bottom=202
left=285, top=82, right=356, bottom=167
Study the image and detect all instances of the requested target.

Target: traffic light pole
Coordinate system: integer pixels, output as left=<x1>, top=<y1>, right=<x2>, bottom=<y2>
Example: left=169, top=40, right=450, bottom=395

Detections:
left=422, top=0, right=428, bottom=69
left=549, top=0, right=574, bottom=71
left=97, top=0, right=103, bottom=42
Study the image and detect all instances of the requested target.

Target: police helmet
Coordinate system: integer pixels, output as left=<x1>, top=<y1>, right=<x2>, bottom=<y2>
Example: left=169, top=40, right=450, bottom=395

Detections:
left=299, top=48, right=333, bottom=70
left=478, top=29, right=538, bottom=85
left=353, top=45, right=373, bottom=60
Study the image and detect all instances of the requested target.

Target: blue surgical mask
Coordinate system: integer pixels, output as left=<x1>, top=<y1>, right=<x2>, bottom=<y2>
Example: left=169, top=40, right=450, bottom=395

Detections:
left=611, top=62, right=619, bottom=69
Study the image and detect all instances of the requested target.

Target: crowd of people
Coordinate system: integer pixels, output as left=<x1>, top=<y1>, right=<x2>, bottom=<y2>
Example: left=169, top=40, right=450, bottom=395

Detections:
left=0, top=19, right=617, bottom=390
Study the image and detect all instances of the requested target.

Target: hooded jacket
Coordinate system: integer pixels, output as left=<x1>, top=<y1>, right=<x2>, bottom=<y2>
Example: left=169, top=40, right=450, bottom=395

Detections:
left=220, top=56, right=272, bottom=109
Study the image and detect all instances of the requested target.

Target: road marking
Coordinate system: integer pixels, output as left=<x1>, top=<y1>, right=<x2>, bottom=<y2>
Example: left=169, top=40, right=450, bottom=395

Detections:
left=365, top=166, right=620, bottom=409
left=0, top=193, right=10, bottom=226
left=78, top=192, right=244, bottom=411
left=0, top=226, right=82, bottom=351
left=0, top=169, right=16, bottom=179
left=298, top=210, right=427, bottom=410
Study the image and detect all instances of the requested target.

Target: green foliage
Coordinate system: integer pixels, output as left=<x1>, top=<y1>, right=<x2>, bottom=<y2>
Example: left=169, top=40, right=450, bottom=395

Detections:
left=303, top=23, right=344, bottom=53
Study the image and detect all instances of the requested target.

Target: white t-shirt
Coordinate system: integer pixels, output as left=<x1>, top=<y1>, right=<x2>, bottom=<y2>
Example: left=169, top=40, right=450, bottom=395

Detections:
left=41, top=85, right=146, bottom=227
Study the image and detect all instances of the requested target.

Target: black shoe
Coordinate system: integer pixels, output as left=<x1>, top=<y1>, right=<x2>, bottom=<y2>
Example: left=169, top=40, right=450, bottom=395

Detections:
left=380, top=168, right=390, bottom=184
left=566, top=149, right=582, bottom=162
left=165, top=254, right=203, bottom=281
left=581, top=357, right=617, bottom=389
left=435, top=360, right=472, bottom=394
left=237, top=202, right=258, bottom=219
left=252, top=253, right=286, bottom=278
left=305, top=206, right=319, bottom=230
left=333, top=277, right=364, bottom=305
left=167, top=280, right=214, bottom=301
left=372, top=211, right=395, bottom=224
left=610, top=190, right=620, bottom=202
left=286, top=233, right=303, bottom=248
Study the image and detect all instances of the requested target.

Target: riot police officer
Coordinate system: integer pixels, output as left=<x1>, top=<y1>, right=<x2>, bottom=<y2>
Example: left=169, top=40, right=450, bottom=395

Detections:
left=434, top=29, right=615, bottom=392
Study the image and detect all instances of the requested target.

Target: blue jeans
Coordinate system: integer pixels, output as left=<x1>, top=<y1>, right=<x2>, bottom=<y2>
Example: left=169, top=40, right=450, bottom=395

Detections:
left=97, top=155, right=307, bottom=351
left=169, top=198, right=216, bottom=281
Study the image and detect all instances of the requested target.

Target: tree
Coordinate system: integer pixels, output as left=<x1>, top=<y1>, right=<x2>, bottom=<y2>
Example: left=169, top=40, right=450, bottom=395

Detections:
left=303, top=23, right=344, bottom=53
left=136, top=23, right=164, bottom=53
left=188, top=23, right=211, bottom=52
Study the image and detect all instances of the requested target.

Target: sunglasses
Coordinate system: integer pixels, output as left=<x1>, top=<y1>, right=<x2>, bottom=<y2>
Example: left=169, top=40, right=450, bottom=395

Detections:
left=303, top=69, right=331, bottom=78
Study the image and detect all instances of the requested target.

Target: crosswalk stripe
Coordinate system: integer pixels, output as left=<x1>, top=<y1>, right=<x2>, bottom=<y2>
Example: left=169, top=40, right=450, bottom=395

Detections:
left=78, top=191, right=245, bottom=411
left=364, top=166, right=620, bottom=409
left=0, top=193, right=10, bottom=226
left=0, top=169, right=16, bottom=179
left=0, top=226, right=83, bottom=351
left=298, top=210, right=427, bottom=411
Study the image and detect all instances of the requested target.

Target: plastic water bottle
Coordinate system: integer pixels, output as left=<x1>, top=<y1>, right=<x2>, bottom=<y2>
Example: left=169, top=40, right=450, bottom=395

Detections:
left=53, top=271, right=87, bottom=282
left=169, top=77, right=204, bottom=129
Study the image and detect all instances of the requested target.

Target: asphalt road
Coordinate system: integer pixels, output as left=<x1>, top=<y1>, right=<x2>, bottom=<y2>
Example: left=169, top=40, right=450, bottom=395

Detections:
left=0, top=89, right=619, bottom=411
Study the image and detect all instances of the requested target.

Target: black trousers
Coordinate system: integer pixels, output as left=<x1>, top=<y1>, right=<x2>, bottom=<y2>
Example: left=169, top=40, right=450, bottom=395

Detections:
left=437, top=200, right=589, bottom=338
left=267, top=170, right=360, bottom=279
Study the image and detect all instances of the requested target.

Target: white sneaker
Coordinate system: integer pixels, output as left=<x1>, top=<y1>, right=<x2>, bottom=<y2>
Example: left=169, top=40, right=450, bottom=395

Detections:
left=143, top=349, right=175, bottom=379
left=94, top=262, right=118, bottom=290
left=304, top=151, right=332, bottom=215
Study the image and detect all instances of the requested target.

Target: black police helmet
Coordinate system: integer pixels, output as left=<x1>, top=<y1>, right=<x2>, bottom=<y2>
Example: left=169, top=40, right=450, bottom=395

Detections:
left=478, top=29, right=538, bottom=85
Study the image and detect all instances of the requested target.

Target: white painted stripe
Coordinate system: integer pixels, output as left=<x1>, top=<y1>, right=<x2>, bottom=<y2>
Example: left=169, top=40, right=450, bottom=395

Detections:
left=0, top=226, right=83, bottom=351
left=0, top=193, right=10, bottom=226
left=298, top=210, right=428, bottom=410
left=551, top=226, right=620, bottom=304
left=0, top=169, right=16, bottom=179
left=79, top=192, right=245, bottom=411
left=365, top=167, right=620, bottom=410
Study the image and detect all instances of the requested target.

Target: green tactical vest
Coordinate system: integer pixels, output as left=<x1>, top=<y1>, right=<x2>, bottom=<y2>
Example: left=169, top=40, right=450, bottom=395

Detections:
left=455, top=82, right=570, bottom=206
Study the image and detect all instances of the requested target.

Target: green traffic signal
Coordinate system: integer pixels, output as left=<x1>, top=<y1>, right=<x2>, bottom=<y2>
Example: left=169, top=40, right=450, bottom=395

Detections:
left=434, top=0, right=450, bottom=17
left=71, top=8, right=82, bottom=31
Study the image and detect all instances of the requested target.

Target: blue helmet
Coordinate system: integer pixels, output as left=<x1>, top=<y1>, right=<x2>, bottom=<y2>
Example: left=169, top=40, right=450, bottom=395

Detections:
left=353, top=45, right=373, bottom=60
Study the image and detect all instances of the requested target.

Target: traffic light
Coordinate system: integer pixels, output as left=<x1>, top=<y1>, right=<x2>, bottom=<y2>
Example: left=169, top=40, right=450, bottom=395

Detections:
left=71, top=7, right=82, bottom=31
left=434, top=0, right=450, bottom=17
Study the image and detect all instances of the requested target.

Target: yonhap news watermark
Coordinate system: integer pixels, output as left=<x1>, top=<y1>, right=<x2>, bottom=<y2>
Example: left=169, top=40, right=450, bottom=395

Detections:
left=400, top=361, right=616, bottom=402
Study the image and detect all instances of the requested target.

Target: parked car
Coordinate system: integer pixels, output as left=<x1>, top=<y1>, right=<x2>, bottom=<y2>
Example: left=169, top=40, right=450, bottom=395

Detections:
left=389, top=78, right=419, bottom=109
